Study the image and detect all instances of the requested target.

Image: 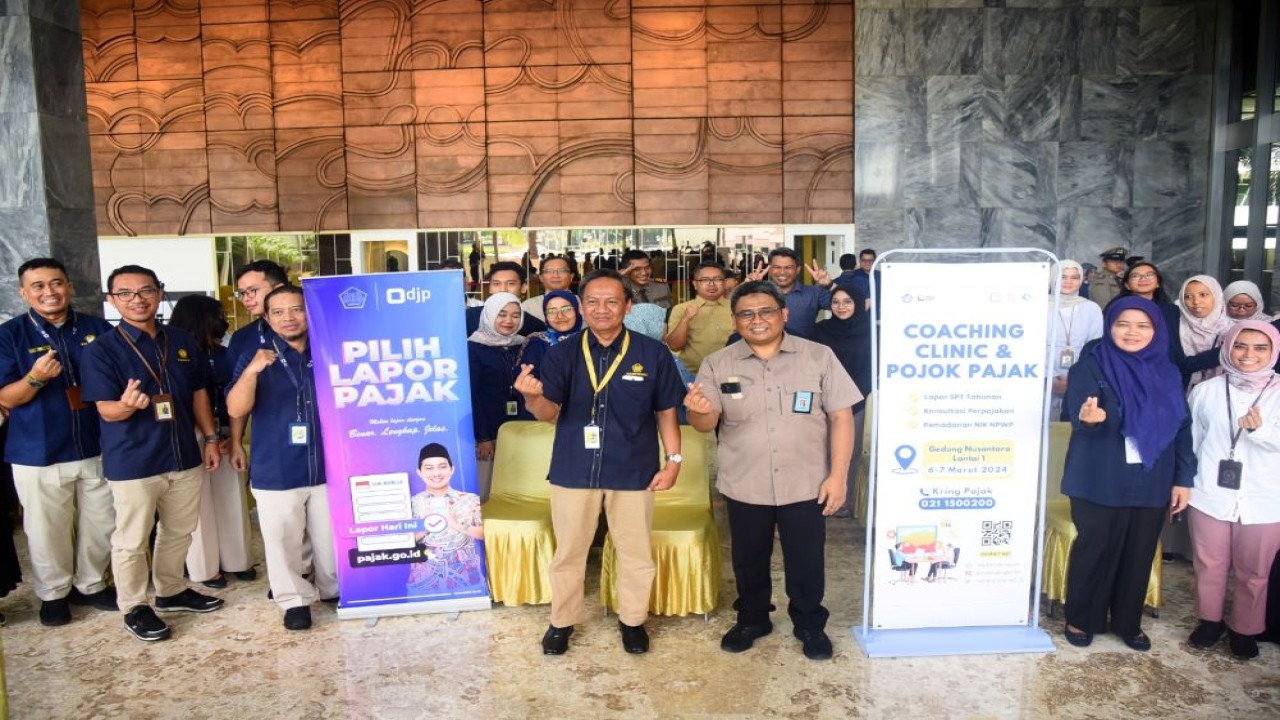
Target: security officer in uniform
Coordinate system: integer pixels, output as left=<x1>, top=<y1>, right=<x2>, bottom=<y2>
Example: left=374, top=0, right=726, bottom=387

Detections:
left=1087, top=247, right=1128, bottom=308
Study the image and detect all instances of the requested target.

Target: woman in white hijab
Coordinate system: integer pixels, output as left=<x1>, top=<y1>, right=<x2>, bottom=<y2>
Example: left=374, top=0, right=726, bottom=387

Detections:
left=467, top=292, right=530, bottom=500
left=1177, top=275, right=1233, bottom=388
left=1222, top=280, right=1273, bottom=323
left=1050, top=260, right=1104, bottom=420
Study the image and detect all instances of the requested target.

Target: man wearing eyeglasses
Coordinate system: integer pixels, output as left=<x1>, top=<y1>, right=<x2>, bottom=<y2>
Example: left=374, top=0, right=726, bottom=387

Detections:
left=81, top=265, right=225, bottom=641
left=684, top=281, right=859, bottom=661
left=665, top=262, right=735, bottom=375
left=522, top=255, right=575, bottom=322
left=0, top=258, right=117, bottom=627
left=618, top=250, right=671, bottom=310
left=226, top=286, right=335, bottom=632
left=514, top=268, right=684, bottom=656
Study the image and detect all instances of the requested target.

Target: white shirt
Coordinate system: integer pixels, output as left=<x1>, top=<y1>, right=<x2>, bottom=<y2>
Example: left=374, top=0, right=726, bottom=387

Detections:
left=1050, top=300, right=1104, bottom=377
left=522, top=296, right=545, bottom=322
left=1188, top=375, right=1280, bottom=524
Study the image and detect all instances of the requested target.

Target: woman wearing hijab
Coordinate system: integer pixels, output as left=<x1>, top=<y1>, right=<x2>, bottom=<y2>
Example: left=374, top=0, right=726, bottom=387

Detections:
left=1049, top=261, right=1104, bottom=420
left=1177, top=275, right=1233, bottom=387
left=1119, top=261, right=1220, bottom=388
left=1060, top=296, right=1195, bottom=651
left=1223, top=280, right=1272, bottom=323
left=168, top=295, right=255, bottom=588
left=468, top=292, right=531, bottom=500
left=521, top=289, right=582, bottom=371
left=1186, top=320, right=1280, bottom=660
left=813, top=286, right=871, bottom=519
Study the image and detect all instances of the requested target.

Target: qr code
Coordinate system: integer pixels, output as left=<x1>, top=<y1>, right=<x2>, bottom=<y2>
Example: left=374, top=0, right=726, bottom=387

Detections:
left=981, top=520, right=1013, bottom=546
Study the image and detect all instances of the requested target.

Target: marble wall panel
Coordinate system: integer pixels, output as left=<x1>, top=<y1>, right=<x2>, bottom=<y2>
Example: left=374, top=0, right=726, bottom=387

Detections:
left=854, top=142, right=901, bottom=210
left=1057, top=141, right=1132, bottom=208
left=978, top=142, right=1057, bottom=208
left=1079, top=78, right=1137, bottom=141
left=999, top=75, right=1064, bottom=142
left=0, top=16, right=36, bottom=112
left=854, top=77, right=925, bottom=143
left=983, top=9, right=1080, bottom=77
left=900, top=142, right=961, bottom=208
left=1136, top=4, right=1214, bottom=76
left=30, top=16, right=87, bottom=118
left=851, top=208, right=909, bottom=252
left=39, top=113, right=95, bottom=211
left=1132, top=140, right=1207, bottom=208
left=1056, top=207, right=1134, bottom=266
left=981, top=207, right=1056, bottom=251
left=906, top=207, right=982, bottom=248
left=0, top=110, right=41, bottom=208
left=906, top=9, right=982, bottom=76
left=855, top=10, right=905, bottom=77
left=926, top=75, right=987, bottom=142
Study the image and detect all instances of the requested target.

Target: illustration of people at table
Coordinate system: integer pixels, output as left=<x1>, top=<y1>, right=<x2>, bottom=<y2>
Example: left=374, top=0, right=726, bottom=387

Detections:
left=406, top=443, right=486, bottom=595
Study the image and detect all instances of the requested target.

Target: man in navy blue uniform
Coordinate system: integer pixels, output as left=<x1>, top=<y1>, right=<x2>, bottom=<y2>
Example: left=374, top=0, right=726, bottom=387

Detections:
left=515, top=269, right=684, bottom=656
left=227, top=260, right=288, bottom=474
left=226, top=286, right=335, bottom=631
left=0, top=258, right=117, bottom=626
left=81, top=265, right=224, bottom=641
left=745, top=247, right=833, bottom=339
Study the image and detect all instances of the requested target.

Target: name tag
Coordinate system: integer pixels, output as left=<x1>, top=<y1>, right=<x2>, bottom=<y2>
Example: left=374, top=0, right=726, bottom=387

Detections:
left=505, top=400, right=518, bottom=417
left=583, top=423, right=602, bottom=450
left=793, top=391, right=814, bottom=414
left=289, top=423, right=309, bottom=446
left=1123, top=436, right=1142, bottom=465
left=153, top=394, right=174, bottom=422
left=1058, top=348, right=1075, bottom=370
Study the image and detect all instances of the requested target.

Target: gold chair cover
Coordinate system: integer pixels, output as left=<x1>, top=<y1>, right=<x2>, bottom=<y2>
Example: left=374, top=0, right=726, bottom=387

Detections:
left=482, top=421, right=556, bottom=606
left=601, top=426, right=721, bottom=616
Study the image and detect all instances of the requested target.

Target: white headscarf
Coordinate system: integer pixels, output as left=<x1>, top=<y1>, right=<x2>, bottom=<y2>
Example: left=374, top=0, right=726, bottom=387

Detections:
left=1057, top=260, right=1086, bottom=307
left=1177, top=274, right=1232, bottom=355
left=468, top=292, right=526, bottom=347
left=1222, top=280, right=1272, bottom=323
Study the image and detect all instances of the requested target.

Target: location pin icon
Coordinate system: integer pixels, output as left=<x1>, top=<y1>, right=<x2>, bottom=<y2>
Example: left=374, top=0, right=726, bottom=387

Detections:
left=895, top=445, right=917, bottom=470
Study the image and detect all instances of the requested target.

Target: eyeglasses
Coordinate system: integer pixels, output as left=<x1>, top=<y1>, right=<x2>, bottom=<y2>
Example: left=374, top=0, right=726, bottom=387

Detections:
left=1129, top=273, right=1157, bottom=281
left=733, top=307, right=781, bottom=322
left=545, top=306, right=577, bottom=317
left=109, top=287, right=161, bottom=301
left=693, top=278, right=725, bottom=284
left=1228, top=301, right=1258, bottom=311
left=234, top=286, right=268, bottom=300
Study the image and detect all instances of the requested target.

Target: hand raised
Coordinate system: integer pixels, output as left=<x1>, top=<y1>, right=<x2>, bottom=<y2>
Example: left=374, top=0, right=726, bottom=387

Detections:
left=1079, top=396, right=1106, bottom=424
left=248, top=349, right=278, bottom=374
left=120, top=378, right=150, bottom=409
left=683, top=303, right=701, bottom=321
left=31, top=349, right=63, bottom=382
left=513, top=363, right=543, bottom=398
left=683, top=382, right=714, bottom=415
left=1239, top=406, right=1263, bottom=431
left=804, top=258, right=831, bottom=286
left=746, top=260, right=767, bottom=283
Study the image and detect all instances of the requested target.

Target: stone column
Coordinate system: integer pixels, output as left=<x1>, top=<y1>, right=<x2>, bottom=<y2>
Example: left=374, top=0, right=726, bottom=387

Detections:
left=0, top=0, right=100, bottom=320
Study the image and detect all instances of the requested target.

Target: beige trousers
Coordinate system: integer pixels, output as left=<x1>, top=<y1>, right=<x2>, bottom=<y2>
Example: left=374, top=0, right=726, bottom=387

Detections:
left=13, top=458, right=114, bottom=601
left=549, top=485, right=654, bottom=628
left=109, top=467, right=205, bottom=610
left=252, top=485, right=338, bottom=610
left=186, top=456, right=253, bottom=581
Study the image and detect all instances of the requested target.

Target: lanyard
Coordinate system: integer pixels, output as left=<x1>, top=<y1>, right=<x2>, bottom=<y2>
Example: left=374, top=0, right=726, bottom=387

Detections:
left=27, top=310, right=78, bottom=386
left=117, top=326, right=169, bottom=393
left=1057, top=305, right=1075, bottom=345
left=1224, top=378, right=1274, bottom=459
left=581, top=330, right=630, bottom=421
left=272, top=339, right=309, bottom=422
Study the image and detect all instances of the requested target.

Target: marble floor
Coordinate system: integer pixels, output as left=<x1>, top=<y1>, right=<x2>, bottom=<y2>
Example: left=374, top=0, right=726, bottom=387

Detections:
left=2, top=503, right=1277, bottom=720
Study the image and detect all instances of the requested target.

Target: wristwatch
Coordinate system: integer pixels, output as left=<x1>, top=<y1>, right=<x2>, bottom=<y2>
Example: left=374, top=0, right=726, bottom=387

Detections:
left=25, top=375, right=46, bottom=388
left=202, top=434, right=220, bottom=445
left=665, top=453, right=682, bottom=463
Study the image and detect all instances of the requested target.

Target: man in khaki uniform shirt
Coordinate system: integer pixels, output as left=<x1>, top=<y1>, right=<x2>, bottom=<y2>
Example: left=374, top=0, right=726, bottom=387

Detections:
left=685, top=281, right=859, bottom=661
left=1086, top=247, right=1127, bottom=308
left=665, top=262, right=735, bottom=375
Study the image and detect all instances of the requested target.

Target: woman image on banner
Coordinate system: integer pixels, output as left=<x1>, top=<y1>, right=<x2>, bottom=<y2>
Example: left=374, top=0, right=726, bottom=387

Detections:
left=1048, top=261, right=1103, bottom=421
left=1185, top=320, right=1280, bottom=660
left=1060, top=296, right=1194, bottom=651
left=407, top=443, right=485, bottom=596
left=468, top=292, right=532, bottom=501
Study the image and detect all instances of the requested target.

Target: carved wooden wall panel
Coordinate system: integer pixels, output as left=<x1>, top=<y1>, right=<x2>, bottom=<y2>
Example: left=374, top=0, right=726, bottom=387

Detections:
left=82, top=0, right=853, bottom=236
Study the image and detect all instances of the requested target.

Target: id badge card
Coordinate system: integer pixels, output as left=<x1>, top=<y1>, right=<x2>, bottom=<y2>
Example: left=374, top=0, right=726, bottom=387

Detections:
left=792, top=390, right=813, bottom=414
left=505, top=400, right=518, bottom=417
left=289, top=423, right=309, bottom=446
left=66, top=385, right=88, bottom=411
left=152, top=393, right=174, bottom=422
left=583, top=423, right=602, bottom=450
left=1058, top=348, right=1075, bottom=370
left=1217, top=458, right=1242, bottom=489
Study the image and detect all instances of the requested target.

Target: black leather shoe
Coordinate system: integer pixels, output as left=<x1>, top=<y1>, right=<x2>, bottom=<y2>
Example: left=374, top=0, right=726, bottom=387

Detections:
left=201, top=573, right=228, bottom=589
left=1188, top=619, right=1226, bottom=649
left=542, top=625, right=573, bottom=655
left=1118, top=631, right=1151, bottom=652
left=1228, top=629, right=1259, bottom=660
left=68, top=587, right=118, bottom=612
left=793, top=628, right=833, bottom=660
left=235, top=568, right=258, bottom=581
left=39, top=598, right=71, bottom=627
left=1063, top=625, right=1093, bottom=647
left=720, top=622, right=773, bottom=653
left=283, top=606, right=312, bottom=631
left=619, top=621, right=649, bottom=654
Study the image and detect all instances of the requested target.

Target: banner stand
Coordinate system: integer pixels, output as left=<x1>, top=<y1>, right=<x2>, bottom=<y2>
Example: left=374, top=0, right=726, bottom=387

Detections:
left=338, top=596, right=491, bottom=621
left=854, top=248, right=1059, bottom=658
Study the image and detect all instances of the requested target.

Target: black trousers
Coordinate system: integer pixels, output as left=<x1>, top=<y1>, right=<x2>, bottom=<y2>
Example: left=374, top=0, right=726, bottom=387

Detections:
left=726, top=496, right=829, bottom=631
left=1064, top=497, right=1165, bottom=636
